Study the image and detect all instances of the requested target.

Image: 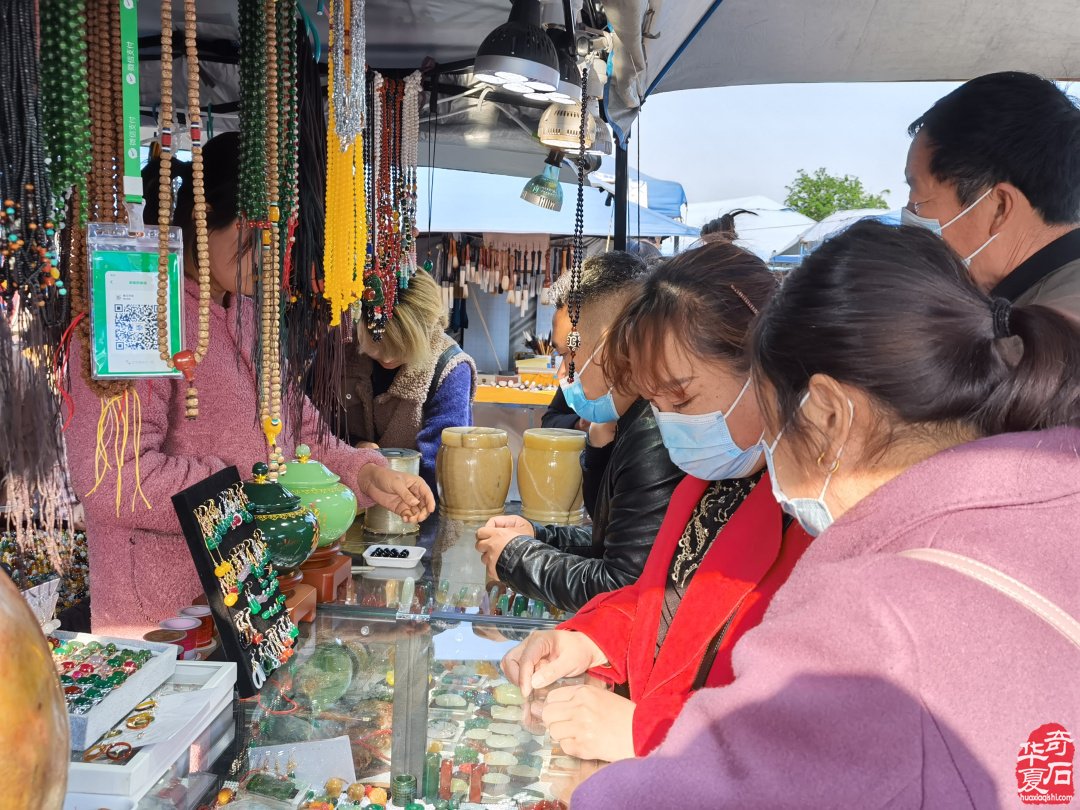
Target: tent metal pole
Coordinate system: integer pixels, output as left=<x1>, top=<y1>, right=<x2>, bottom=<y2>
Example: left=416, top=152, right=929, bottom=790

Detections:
left=615, top=139, right=629, bottom=250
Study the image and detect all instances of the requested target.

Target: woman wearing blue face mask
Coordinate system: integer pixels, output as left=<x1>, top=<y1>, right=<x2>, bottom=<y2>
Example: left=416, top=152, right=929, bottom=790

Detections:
left=499, top=243, right=812, bottom=763
left=476, top=251, right=684, bottom=613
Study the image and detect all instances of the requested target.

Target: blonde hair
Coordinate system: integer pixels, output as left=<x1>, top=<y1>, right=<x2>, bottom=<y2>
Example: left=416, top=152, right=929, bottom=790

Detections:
left=376, top=271, right=449, bottom=367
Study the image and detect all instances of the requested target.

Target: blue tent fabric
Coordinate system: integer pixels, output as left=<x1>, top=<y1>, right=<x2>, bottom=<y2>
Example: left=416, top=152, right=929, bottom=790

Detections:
left=594, top=158, right=689, bottom=220
left=417, top=168, right=698, bottom=238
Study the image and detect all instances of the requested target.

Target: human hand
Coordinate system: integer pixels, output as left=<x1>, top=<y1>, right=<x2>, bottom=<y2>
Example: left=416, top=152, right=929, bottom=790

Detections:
left=482, top=514, right=535, bottom=537
left=357, top=465, right=435, bottom=523
left=541, top=684, right=636, bottom=762
left=355, top=441, right=380, bottom=450
left=474, top=527, right=518, bottom=582
left=575, top=418, right=591, bottom=433
left=501, top=629, right=607, bottom=698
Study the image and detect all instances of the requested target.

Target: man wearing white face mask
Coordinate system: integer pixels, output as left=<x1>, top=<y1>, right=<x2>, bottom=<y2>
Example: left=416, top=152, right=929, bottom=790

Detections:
left=568, top=221, right=1080, bottom=809
left=475, top=251, right=683, bottom=613
left=903, top=71, right=1080, bottom=321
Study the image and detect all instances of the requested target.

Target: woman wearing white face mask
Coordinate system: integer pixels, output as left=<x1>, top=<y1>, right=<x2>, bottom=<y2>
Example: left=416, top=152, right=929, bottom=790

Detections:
left=499, top=244, right=812, bottom=763
left=567, top=220, right=1080, bottom=809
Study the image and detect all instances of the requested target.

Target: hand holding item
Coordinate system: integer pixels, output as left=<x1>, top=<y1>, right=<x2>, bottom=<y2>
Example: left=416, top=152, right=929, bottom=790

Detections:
left=541, top=684, right=637, bottom=762
left=501, top=629, right=608, bottom=698
left=474, top=526, right=518, bottom=582
left=358, top=464, right=435, bottom=523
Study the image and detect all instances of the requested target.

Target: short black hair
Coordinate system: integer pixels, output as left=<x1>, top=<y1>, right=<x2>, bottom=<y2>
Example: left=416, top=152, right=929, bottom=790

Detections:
left=908, top=72, right=1080, bottom=224
left=752, top=220, right=1080, bottom=447
left=552, top=250, right=648, bottom=309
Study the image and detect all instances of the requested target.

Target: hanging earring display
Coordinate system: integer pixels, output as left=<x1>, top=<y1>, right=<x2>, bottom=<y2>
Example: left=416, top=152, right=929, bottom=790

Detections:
left=173, top=469, right=299, bottom=698
left=323, top=0, right=368, bottom=326
left=565, top=64, right=590, bottom=382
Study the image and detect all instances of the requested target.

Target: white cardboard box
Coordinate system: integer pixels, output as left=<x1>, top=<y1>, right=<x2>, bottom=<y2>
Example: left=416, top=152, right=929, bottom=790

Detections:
left=66, top=660, right=236, bottom=801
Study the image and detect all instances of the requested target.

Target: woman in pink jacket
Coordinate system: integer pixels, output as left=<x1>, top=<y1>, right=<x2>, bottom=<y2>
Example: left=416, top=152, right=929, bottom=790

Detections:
left=65, top=133, right=434, bottom=638
left=569, top=221, right=1080, bottom=808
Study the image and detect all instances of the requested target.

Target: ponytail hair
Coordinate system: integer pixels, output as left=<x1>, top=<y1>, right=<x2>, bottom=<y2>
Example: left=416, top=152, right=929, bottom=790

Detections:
left=980, top=301, right=1080, bottom=432
left=142, top=131, right=241, bottom=250
left=751, top=220, right=1080, bottom=445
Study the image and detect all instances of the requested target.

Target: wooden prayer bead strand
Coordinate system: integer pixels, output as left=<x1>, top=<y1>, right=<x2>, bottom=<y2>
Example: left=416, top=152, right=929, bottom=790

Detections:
left=183, top=0, right=211, bottom=418
left=156, top=0, right=175, bottom=367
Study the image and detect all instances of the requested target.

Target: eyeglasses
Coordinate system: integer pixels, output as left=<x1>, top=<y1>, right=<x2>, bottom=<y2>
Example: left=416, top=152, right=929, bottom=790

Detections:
left=907, top=198, right=934, bottom=215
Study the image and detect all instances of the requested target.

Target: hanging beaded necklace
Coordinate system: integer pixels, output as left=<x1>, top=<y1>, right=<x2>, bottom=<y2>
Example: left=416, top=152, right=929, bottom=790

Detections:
left=261, top=0, right=286, bottom=477
left=0, top=0, right=60, bottom=318
left=322, top=0, right=367, bottom=327
left=40, top=0, right=92, bottom=236
left=69, top=0, right=131, bottom=402
left=565, top=64, right=590, bottom=382
left=360, top=73, right=420, bottom=338
left=154, top=0, right=213, bottom=419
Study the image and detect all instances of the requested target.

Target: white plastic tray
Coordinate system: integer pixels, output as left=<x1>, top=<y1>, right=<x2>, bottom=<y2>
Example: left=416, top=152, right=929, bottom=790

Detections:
left=66, top=660, right=237, bottom=800
left=362, top=543, right=427, bottom=568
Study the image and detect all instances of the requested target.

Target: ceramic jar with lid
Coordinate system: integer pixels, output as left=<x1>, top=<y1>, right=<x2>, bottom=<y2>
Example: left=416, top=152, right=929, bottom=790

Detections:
left=279, top=444, right=359, bottom=548
left=436, top=427, right=513, bottom=522
left=244, top=463, right=320, bottom=572
left=517, top=428, right=586, bottom=526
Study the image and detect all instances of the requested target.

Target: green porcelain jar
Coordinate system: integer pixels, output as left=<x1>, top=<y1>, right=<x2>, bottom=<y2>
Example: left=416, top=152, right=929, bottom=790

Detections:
left=279, top=444, right=358, bottom=547
left=244, top=463, right=320, bottom=572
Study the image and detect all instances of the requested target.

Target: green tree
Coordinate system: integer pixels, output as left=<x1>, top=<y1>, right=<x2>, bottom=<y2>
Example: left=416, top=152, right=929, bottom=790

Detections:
left=784, top=168, right=889, bottom=222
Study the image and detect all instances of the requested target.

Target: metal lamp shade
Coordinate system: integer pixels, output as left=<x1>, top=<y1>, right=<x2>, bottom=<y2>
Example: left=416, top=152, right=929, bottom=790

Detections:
left=521, top=164, right=563, bottom=211
left=538, top=103, right=595, bottom=151
left=474, top=4, right=560, bottom=93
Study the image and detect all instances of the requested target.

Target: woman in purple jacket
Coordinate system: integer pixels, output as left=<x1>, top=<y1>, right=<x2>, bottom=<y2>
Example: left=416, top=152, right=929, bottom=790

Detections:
left=568, top=221, right=1080, bottom=809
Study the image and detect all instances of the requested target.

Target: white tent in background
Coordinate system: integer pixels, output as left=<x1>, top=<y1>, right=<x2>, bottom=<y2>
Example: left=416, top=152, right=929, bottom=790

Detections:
left=683, top=196, right=814, bottom=260
left=772, top=208, right=903, bottom=264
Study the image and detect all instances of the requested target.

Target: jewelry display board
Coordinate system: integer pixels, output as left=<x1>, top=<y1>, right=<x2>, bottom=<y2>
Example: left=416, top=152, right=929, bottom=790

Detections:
left=172, top=467, right=299, bottom=698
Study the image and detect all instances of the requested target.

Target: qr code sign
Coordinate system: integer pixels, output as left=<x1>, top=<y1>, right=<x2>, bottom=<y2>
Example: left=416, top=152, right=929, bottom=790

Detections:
left=113, top=303, right=160, bottom=351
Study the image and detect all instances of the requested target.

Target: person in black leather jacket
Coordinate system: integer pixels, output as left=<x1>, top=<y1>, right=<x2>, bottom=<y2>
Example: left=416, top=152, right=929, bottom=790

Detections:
left=475, top=252, right=685, bottom=612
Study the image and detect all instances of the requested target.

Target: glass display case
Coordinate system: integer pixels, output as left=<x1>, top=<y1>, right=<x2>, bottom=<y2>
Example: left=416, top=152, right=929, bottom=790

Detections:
left=197, top=512, right=595, bottom=809
left=336, top=513, right=570, bottom=626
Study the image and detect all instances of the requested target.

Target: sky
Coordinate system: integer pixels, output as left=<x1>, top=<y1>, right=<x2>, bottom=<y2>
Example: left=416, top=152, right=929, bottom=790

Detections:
left=633, top=81, right=965, bottom=210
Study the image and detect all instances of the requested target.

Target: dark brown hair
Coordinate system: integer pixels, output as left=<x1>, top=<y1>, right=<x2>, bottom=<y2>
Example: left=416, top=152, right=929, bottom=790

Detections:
left=604, top=241, right=778, bottom=398
left=752, top=220, right=1080, bottom=448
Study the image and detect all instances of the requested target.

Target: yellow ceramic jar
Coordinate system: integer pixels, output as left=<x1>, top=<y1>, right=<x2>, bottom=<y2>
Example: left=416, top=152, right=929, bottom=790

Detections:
left=517, top=428, right=586, bottom=525
left=436, top=427, right=513, bottom=522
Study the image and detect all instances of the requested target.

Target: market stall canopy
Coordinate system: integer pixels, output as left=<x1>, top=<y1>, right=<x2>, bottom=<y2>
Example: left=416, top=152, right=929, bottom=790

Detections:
left=416, top=168, right=699, bottom=237
left=684, top=195, right=814, bottom=260
left=134, top=1, right=1080, bottom=172
left=601, top=0, right=1080, bottom=132
left=772, top=207, right=902, bottom=260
